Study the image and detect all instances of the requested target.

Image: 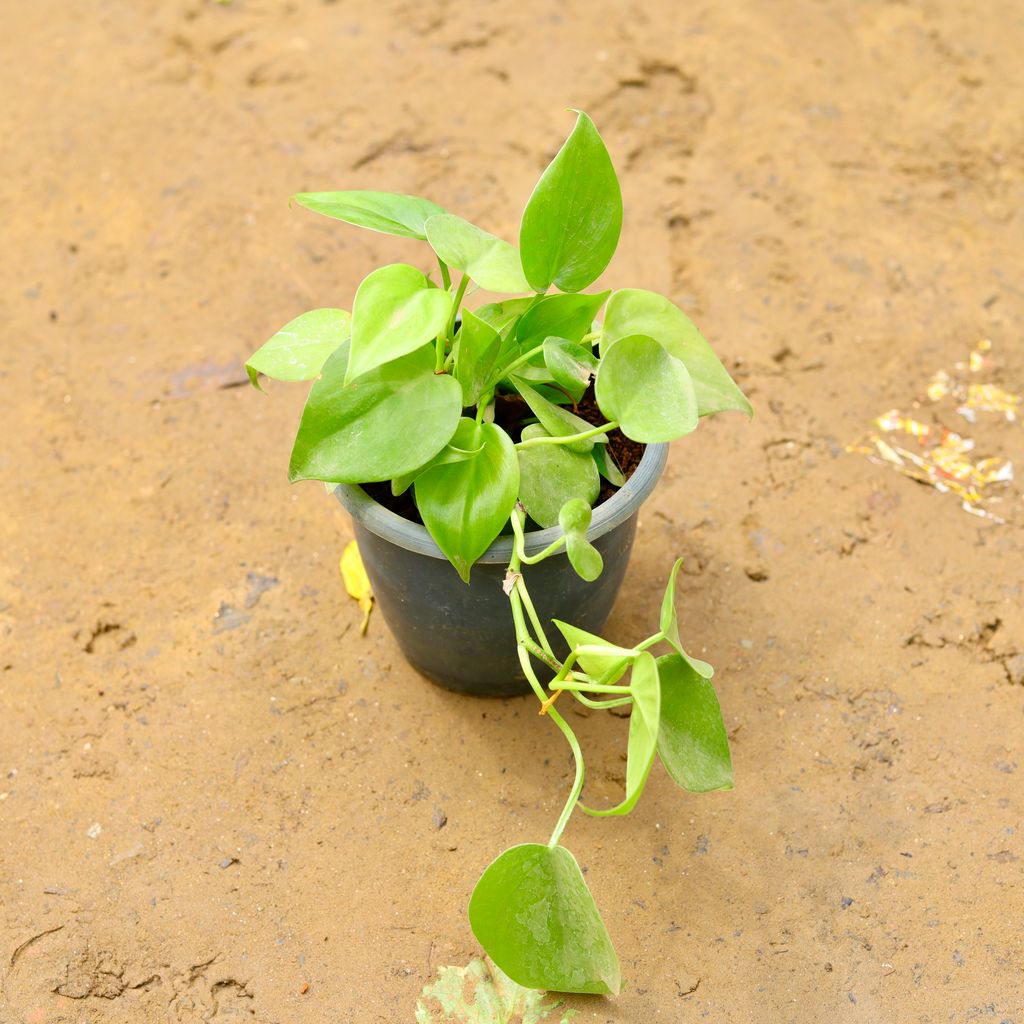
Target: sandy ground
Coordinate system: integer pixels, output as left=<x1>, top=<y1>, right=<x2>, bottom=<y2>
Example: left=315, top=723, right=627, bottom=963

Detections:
left=2, top=1, right=1024, bottom=1021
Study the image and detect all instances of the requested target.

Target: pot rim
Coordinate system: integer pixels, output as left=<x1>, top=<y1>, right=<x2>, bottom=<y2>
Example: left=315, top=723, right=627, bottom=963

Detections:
left=334, top=442, right=669, bottom=562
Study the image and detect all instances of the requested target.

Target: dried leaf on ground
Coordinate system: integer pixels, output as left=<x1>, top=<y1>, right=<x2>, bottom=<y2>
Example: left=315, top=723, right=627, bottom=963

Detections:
left=415, top=957, right=575, bottom=1024
left=340, top=540, right=373, bottom=634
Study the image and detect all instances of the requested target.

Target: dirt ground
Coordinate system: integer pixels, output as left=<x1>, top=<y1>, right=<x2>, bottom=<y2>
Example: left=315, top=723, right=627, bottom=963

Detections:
left=2, top=1, right=1024, bottom=1021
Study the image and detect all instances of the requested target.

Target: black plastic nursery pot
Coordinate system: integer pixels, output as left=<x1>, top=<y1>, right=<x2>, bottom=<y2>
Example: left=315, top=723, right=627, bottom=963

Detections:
left=335, top=443, right=669, bottom=697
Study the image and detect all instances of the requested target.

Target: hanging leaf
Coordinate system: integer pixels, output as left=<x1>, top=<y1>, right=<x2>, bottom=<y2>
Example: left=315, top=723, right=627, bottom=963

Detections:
left=293, top=190, right=445, bottom=241
left=415, top=420, right=519, bottom=583
left=559, top=499, right=603, bottom=581
left=517, top=424, right=599, bottom=528
left=346, top=264, right=451, bottom=384
left=519, top=112, right=622, bottom=293
left=601, top=288, right=751, bottom=417
left=289, top=344, right=461, bottom=483
left=246, top=308, right=351, bottom=388
left=513, top=377, right=605, bottom=453
left=469, top=843, right=621, bottom=995
left=656, top=654, right=733, bottom=792
left=581, top=652, right=661, bottom=817
left=340, top=540, right=373, bottom=634
left=594, top=334, right=698, bottom=442
left=425, top=214, right=532, bottom=293
left=415, top=957, right=574, bottom=1024
left=659, top=558, right=714, bottom=678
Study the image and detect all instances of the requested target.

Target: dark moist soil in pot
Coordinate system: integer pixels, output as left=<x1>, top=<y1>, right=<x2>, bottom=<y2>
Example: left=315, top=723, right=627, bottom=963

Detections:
left=363, top=384, right=645, bottom=526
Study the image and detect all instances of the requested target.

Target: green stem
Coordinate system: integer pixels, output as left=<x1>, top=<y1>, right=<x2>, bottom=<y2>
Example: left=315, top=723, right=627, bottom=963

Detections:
left=475, top=391, right=493, bottom=424
left=546, top=679, right=631, bottom=694
left=438, top=258, right=451, bottom=291
left=501, top=342, right=545, bottom=378
left=570, top=691, right=634, bottom=710
left=515, top=421, right=617, bottom=450
left=446, top=273, right=470, bottom=342
left=514, top=641, right=585, bottom=849
left=521, top=637, right=561, bottom=674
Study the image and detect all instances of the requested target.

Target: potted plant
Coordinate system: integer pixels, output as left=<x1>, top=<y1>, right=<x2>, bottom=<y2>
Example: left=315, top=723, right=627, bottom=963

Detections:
left=247, top=110, right=750, bottom=995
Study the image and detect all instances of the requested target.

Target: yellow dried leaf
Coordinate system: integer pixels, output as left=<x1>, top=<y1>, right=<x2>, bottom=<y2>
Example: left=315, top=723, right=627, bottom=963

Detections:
left=340, top=540, right=373, bottom=635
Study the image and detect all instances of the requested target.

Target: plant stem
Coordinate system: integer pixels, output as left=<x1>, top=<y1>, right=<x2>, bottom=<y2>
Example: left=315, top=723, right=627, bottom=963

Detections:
left=547, top=679, right=631, bottom=694
left=515, top=421, right=617, bottom=449
left=570, top=691, right=634, bottom=710
left=446, top=273, right=470, bottom=341
left=438, top=258, right=451, bottom=290
left=475, top=392, right=493, bottom=424
left=521, top=637, right=561, bottom=673
left=502, top=342, right=545, bottom=378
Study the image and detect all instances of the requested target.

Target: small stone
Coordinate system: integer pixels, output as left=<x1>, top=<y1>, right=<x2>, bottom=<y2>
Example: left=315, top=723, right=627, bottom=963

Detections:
left=432, top=808, right=447, bottom=830
left=86, top=822, right=102, bottom=839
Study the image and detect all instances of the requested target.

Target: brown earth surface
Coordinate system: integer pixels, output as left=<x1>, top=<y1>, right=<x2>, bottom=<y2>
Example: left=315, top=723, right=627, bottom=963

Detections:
left=2, top=1, right=1024, bottom=1021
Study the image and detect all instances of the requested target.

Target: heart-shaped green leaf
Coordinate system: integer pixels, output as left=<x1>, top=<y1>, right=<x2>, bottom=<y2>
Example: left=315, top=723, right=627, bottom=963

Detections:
left=513, top=377, right=605, bottom=453
left=454, top=309, right=503, bottom=406
left=468, top=844, right=621, bottom=995
left=595, top=334, right=698, bottom=442
left=602, top=289, right=751, bottom=417
left=515, top=292, right=609, bottom=347
left=582, top=651, right=661, bottom=817
left=425, top=214, right=531, bottom=293
left=559, top=499, right=603, bottom=581
left=551, top=620, right=630, bottom=685
left=660, top=557, right=714, bottom=678
left=415, top=420, right=519, bottom=583
left=347, top=264, right=451, bottom=384
left=246, top=308, right=351, bottom=388
left=543, top=336, right=598, bottom=402
left=293, top=190, right=445, bottom=241
left=656, top=654, right=733, bottom=792
left=519, top=112, right=622, bottom=293
left=517, top=424, right=599, bottom=528
left=289, top=343, right=461, bottom=483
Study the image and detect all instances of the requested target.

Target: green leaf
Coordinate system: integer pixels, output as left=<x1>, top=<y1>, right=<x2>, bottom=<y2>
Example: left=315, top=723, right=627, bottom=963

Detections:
left=659, top=557, right=714, bottom=678
left=246, top=309, right=351, bottom=388
left=516, top=292, right=609, bottom=347
left=473, top=297, right=535, bottom=333
left=415, top=957, right=574, bottom=1024
left=582, top=652, right=661, bottom=817
left=517, top=425, right=599, bottom=528
left=415, top=420, right=519, bottom=582
left=543, top=336, right=598, bottom=402
left=454, top=309, right=503, bottom=406
left=468, top=844, right=620, bottom=995
left=519, top=111, right=622, bottom=293
left=390, top=440, right=484, bottom=496
left=292, top=190, right=445, bottom=241
left=289, top=343, right=461, bottom=483
left=602, top=289, right=751, bottom=417
left=559, top=499, right=603, bottom=581
left=595, top=334, right=698, bottom=442
left=551, top=620, right=630, bottom=685
left=592, top=444, right=625, bottom=487
left=513, top=377, right=605, bottom=453
left=425, top=214, right=532, bottom=293
left=656, top=654, right=733, bottom=792
left=347, top=264, right=451, bottom=384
